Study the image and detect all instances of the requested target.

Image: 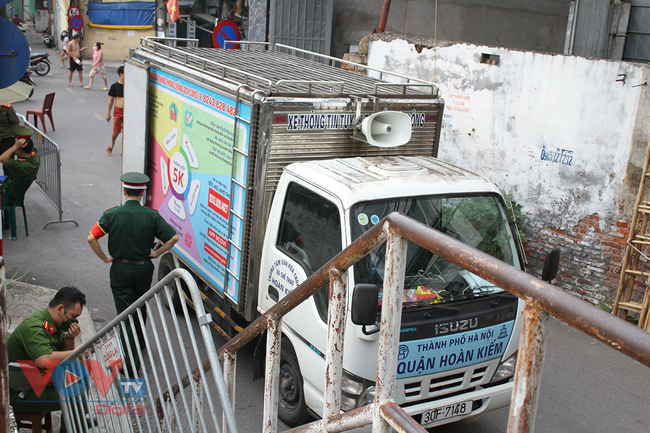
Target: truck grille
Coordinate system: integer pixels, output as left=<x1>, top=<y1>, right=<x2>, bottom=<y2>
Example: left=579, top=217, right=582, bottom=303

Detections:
left=398, top=364, right=492, bottom=405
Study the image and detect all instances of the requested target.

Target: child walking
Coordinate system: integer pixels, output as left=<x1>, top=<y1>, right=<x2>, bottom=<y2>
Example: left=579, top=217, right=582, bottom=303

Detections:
left=85, top=42, right=109, bottom=91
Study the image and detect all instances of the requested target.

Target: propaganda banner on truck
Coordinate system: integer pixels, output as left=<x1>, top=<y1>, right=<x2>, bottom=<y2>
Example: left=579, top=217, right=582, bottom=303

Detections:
left=145, top=67, right=251, bottom=303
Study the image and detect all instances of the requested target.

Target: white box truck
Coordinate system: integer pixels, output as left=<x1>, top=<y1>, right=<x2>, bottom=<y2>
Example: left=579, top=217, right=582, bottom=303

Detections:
left=123, top=39, right=530, bottom=429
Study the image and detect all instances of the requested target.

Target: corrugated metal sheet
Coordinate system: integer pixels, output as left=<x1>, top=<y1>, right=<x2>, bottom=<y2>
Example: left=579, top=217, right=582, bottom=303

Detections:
left=265, top=103, right=442, bottom=192
left=572, top=0, right=610, bottom=59
left=624, top=0, right=650, bottom=63
left=269, top=0, right=333, bottom=56
left=238, top=103, right=261, bottom=318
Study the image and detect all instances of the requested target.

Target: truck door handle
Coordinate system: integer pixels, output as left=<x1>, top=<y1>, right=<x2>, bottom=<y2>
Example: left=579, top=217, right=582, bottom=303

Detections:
left=268, top=285, right=279, bottom=302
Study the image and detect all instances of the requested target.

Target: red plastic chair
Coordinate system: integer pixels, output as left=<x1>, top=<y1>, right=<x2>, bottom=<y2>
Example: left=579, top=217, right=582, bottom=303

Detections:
left=26, top=92, right=55, bottom=133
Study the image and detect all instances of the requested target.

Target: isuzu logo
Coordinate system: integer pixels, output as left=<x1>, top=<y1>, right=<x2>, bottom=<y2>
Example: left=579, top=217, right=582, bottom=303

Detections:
left=434, top=318, right=478, bottom=336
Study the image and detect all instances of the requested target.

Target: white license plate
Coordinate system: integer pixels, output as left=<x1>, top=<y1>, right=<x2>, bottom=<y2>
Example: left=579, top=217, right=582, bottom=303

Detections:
left=420, top=400, right=472, bottom=426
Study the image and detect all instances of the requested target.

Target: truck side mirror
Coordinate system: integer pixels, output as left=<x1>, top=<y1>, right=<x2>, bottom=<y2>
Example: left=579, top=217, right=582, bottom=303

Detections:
left=541, top=247, right=561, bottom=283
left=351, top=284, right=379, bottom=326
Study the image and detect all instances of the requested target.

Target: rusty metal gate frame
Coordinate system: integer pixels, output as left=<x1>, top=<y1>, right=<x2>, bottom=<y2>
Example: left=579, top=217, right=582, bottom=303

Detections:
left=194, top=212, right=649, bottom=433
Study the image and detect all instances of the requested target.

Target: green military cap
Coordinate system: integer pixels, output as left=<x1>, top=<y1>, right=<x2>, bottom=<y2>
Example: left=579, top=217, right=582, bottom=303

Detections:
left=12, top=124, right=33, bottom=139
left=120, top=172, right=150, bottom=190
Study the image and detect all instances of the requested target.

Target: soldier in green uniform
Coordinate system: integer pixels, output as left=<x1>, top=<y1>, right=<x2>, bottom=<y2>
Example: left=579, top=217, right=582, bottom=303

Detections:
left=0, top=125, right=41, bottom=204
left=0, top=103, right=20, bottom=154
left=87, top=172, right=178, bottom=373
left=8, top=286, right=87, bottom=433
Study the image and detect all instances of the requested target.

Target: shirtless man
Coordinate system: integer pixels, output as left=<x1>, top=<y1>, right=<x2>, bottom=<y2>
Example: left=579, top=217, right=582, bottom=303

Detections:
left=66, top=33, right=86, bottom=87
left=106, top=66, right=125, bottom=155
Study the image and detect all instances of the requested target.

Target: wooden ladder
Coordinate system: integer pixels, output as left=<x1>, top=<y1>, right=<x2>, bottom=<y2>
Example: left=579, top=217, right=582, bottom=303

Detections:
left=613, top=139, right=650, bottom=331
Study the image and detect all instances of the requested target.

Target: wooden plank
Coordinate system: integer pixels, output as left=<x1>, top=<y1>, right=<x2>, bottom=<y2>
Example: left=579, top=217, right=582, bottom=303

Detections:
left=638, top=277, right=650, bottom=329
left=613, top=139, right=650, bottom=317
left=617, top=301, right=643, bottom=313
left=624, top=269, right=650, bottom=277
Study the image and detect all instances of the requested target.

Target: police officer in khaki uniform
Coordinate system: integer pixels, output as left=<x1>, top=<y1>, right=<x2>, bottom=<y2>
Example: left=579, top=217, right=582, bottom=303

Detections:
left=87, top=172, right=178, bottom=373
left=8, top=286, right=86, bottom=433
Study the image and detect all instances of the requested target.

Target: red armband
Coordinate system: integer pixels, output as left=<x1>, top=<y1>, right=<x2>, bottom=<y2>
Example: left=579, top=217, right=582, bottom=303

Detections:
left=90, top=223, right=107, bottom=239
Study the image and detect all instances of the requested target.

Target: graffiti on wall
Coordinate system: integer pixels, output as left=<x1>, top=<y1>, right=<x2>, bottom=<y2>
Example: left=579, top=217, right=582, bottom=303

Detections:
left=447, top=93, right=471, bottom=113
left=442, top=113, right=454, bottom=130
left=540, top=145, right=574, bottom=166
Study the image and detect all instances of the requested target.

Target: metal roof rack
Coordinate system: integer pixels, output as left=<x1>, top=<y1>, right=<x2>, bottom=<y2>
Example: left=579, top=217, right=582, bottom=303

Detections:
left=138, top=38, right=439, bottom=98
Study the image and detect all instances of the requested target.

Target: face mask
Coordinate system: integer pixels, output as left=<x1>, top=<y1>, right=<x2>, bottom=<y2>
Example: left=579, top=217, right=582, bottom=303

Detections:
left=59, top=311, right=78, bottom=332
left=94, top=47, right=98, bottom=50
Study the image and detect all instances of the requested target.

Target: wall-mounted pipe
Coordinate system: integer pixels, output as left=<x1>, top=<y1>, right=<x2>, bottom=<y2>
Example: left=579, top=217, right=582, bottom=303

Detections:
left=377, top=0, right=391, bottom=33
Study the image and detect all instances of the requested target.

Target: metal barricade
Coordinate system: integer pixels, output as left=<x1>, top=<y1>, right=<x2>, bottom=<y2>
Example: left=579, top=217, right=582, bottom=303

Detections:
left=59, top=268, right=238, bottom=433
left=16, top=114, right=78, bottom=229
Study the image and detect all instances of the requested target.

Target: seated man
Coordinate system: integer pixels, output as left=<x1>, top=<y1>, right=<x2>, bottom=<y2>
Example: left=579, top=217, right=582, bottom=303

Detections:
left=8, top=286, right=86, bottom=433
left=0, top=126, right=41, bottom=204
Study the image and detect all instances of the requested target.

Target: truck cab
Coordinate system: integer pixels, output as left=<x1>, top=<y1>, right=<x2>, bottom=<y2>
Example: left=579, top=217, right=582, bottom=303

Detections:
left=257, top=155, right=525, bottom=428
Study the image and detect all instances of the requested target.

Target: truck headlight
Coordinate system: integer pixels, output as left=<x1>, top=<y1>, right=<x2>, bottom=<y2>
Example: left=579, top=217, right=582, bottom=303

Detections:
left=341, top=374, right=364, bottom=396
left=340, top=394, right=358, bottom=411
left=357, top=386, right=376, bottom=407
left=341, top=370, right=375, bottom=411
left=490, top=352, right=517, bottom=383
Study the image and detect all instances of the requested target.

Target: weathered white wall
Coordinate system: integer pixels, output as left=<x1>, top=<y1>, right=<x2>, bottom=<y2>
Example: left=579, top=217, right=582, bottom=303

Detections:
left=367, top=34, right=650, bottom=304
left=367, top=35, right=650, bottom=230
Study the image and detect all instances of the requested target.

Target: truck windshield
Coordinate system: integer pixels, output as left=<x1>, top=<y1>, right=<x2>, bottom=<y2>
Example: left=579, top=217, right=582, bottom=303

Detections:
left=351, top=194, right=521, bottom=307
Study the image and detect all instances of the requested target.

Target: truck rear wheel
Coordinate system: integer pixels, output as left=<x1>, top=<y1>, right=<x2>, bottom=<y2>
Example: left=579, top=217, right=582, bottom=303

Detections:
left=158, top=253, right=184, bottom=313
left=278, top=340, right=312, bottom=426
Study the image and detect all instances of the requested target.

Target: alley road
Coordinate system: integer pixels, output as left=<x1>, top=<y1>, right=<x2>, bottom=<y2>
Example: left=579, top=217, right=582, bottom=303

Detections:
left=4, top=27, right=649, bottom=433
left=8, top=30, right=123, bottom=327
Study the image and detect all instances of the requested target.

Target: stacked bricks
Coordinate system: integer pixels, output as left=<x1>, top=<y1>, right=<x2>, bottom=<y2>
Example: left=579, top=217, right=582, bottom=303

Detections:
left=523, top=214, right=630, bottom=306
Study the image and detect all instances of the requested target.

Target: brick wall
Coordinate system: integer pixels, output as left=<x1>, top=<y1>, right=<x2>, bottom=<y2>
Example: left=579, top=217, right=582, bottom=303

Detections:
left=523, top=214, right=630, bottom=306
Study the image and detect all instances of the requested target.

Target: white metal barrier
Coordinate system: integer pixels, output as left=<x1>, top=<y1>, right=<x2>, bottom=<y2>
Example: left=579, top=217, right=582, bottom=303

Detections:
left=16, top=113, right=78, bottom=229
left=59, top=269, right=238, bottom=433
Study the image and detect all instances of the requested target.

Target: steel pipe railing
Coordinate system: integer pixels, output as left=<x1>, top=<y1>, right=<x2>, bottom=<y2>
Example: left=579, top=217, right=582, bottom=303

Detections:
left=165, top=212, right=650, bottom=432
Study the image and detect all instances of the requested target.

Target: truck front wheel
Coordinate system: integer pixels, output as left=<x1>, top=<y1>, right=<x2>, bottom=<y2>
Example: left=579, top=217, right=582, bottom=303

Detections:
left=158, top=253, right=184, bottom=312
left=278, top=341, right=312, bottom=426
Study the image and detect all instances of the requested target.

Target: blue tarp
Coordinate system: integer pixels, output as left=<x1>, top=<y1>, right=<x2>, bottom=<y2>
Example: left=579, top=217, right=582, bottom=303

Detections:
left=87, top=1, right=155, bottom=27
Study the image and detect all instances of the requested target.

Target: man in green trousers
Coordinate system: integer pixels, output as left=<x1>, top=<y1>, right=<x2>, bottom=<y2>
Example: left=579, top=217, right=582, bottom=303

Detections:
left=88, top=172, right=178, bottom=374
